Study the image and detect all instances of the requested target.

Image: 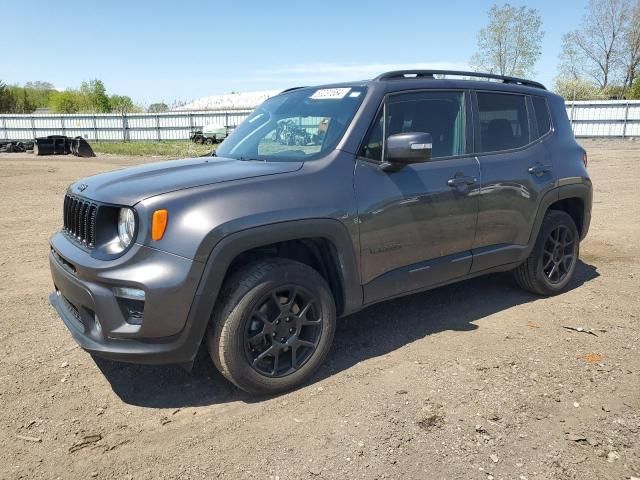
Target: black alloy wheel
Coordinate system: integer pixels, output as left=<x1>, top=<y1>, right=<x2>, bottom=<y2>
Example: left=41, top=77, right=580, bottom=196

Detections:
left=207, top=259, right=336, bottom=394
left=541, top=225, right=576, bottom=284
left=244, top=286, right=323, bottom=377
left=514, top=209, right=580, bottom=296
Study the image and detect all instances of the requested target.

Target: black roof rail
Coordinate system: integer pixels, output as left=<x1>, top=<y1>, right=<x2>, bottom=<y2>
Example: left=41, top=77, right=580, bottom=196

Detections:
left=373, top=70, right=546, bottom=90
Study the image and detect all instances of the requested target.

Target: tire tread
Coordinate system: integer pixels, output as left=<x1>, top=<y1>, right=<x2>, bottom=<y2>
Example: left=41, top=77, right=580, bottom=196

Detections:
left=207, top=258, right=335, bottom=394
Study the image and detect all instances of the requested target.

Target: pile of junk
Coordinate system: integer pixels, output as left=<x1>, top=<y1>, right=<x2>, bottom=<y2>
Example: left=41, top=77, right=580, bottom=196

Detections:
left=0, top=135, right=95, bottom=157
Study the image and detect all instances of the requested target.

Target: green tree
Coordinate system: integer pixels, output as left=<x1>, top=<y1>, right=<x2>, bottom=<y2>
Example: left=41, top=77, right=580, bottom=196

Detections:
left=109, top=95, right=139, bottom=114
left=23, top=81, right=55, bottom=110
left=470, top=3, right=544, bottom=77
left=49, top=90, right=82, bottom=113
left=148, top=102, right=168, bottom=113
left=629, top=77, right=640, bottom=98
left=0, top=80, right=17, bottom=113
left=7, top=86, right=36, bottom=113
left=81, top=79, right=111, bottom=112
left=554, top=78, right=608, bottom=100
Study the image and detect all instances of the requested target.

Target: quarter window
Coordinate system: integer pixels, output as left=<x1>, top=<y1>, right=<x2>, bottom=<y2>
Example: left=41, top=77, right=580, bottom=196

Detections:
left=360, top=108, right=384, bottom=161
left=477, top=92, right=530, bottom=153
left=532, top=96, right=552, bottom=138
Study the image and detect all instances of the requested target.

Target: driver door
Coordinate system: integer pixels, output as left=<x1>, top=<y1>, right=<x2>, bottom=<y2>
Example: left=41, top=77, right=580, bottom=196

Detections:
left=354, top=90, right=480, bottom=303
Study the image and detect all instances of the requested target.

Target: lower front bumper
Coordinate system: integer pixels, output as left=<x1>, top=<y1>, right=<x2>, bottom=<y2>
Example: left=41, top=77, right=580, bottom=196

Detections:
left=49, top=289, right=209, bottom=364
left=49, top=233, right=214, bottom=365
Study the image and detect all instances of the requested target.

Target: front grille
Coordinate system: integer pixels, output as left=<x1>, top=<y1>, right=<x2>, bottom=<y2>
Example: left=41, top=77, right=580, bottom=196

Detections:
left=63, top=194, right=98, bottom=247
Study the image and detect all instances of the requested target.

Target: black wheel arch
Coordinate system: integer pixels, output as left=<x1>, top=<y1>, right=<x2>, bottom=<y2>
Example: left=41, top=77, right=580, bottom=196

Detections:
left=529, top=181, right=592, bottom=248
left=194, top=219, right=363, bottom=320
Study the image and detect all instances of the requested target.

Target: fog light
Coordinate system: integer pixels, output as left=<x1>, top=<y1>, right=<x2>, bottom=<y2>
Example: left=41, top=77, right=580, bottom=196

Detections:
left=113, top=287, right=146, bottom=301
left=114, top=287, right=145, bottom=325
left=121, top=298, right=144, bottom=325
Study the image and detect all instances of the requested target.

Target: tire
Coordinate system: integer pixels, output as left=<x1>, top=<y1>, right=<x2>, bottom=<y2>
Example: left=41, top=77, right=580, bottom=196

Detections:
left=514, top=210, right=579, bottom=296
left=207, top=259, right=336, bottom=394
left=205, top=137, right=214, bottom=145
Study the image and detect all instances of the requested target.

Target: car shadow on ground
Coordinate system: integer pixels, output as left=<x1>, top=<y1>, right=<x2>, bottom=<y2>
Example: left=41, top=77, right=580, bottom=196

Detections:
left=95, top=261, right=599, bottom=408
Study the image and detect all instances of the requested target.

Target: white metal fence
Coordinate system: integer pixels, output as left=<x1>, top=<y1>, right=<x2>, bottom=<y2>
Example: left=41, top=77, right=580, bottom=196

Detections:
left=566, top=100, right=640, bottom=137
left=1, top=101, right=640, bottom=141
left=0, top=109, right=253, bottom=142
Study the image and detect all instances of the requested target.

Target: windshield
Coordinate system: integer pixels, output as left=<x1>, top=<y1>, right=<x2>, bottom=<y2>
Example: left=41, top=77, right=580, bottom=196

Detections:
left=216, top=86, right=367, bottom=162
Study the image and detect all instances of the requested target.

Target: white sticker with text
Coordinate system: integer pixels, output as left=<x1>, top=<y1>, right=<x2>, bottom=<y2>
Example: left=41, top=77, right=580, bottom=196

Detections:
left=310, top=88, right=351, bottom=100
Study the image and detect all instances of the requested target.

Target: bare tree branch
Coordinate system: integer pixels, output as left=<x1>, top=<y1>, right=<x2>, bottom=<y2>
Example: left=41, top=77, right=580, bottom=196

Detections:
left=559, top=0, right=629, bottom=89
left=470, top=4, right=544, bottom=77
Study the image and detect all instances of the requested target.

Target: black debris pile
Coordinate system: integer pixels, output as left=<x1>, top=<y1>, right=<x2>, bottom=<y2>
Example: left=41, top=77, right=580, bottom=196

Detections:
left=1, top=136, right=95, bottom=157
left=0, top=141, right=34, bottom=153
left=33, top=136, right=95, bottom=157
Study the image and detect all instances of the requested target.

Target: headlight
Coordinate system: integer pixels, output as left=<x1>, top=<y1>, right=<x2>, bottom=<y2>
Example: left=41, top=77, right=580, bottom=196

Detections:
left=117, top=208, right=136, bottom=248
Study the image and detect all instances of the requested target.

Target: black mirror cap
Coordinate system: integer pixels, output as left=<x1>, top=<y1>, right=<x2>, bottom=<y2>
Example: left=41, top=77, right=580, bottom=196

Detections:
left=386, top=132, right=433, bottom=164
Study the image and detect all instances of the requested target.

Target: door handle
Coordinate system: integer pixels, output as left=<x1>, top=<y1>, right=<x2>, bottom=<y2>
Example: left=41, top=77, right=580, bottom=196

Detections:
left=528, top=164, right=552, bottom=176
left=447, top=176, right=476, bottom=187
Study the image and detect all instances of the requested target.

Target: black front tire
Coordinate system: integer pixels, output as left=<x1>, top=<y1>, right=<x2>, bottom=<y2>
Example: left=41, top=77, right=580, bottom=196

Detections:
left=514, top=210, right=579, bottom=296
left=207, top=259, right=336, bottom=395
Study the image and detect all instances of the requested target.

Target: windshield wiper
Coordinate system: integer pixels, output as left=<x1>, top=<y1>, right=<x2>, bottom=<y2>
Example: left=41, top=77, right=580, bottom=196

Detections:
left=237, top=156, right=266, bottom=162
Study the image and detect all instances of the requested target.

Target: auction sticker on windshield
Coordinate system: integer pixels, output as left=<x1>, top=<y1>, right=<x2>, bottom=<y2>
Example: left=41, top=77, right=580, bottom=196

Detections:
left=310, top=88, right=351, bottom=100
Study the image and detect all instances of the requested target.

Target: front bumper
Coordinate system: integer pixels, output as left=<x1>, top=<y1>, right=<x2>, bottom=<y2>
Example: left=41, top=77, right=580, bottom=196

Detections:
left=49, top=232, right=211, bottom=364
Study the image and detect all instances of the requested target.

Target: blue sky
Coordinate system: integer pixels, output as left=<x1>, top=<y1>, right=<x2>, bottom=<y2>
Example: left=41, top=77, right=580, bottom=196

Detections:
left=1, top=0, right=585, bottom=104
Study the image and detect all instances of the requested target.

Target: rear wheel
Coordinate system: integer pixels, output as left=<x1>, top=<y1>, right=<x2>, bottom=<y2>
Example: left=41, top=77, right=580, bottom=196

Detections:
left=207, top=259, right=336, bottom=394
left=514, top=210, right=579, bottom=295
left=205, top=137, right=214, bottom=145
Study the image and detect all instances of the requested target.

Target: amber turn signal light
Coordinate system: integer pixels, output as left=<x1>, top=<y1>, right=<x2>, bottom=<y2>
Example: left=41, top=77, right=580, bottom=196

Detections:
left=151, top=209, right=168, bottom=241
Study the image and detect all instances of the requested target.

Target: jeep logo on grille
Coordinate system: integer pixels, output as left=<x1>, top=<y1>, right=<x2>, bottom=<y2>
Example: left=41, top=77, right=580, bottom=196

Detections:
left=78, top=184, right=88, bottom=192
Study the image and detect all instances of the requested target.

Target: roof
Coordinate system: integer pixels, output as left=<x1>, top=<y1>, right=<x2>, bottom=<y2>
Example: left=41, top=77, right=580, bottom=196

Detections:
left=277, top=70, right=551, bottom=99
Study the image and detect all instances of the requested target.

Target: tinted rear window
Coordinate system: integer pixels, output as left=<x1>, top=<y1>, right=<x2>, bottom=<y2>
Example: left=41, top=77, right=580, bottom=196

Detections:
left=477, top=92, right=529, bottom=153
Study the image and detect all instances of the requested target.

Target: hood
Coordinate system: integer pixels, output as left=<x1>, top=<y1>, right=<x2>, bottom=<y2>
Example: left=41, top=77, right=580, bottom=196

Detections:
left=69, top=156, right=303, bottom=205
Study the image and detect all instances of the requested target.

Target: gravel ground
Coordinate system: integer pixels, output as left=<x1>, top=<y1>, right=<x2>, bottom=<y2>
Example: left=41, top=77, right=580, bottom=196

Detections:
left=0, top=141, right=638, bottom=480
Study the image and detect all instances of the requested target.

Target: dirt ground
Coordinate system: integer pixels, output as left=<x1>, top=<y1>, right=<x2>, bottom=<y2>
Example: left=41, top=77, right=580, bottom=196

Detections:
left=0, top=140, right=638, bottom=480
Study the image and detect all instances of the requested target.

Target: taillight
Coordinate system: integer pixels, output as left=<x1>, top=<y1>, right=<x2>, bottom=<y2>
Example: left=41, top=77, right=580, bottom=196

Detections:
left=582, top=151, right=588, bottom=168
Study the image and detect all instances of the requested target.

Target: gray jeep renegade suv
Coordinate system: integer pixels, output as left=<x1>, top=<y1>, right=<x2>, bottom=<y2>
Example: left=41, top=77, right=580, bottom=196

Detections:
left=49, top=70, right=592, bottom=394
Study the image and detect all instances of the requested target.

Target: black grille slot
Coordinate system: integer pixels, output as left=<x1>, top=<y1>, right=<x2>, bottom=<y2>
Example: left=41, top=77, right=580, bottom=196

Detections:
left=62, top=295, right=81, bottom=322
left=63, top=194, right=99, bottom=247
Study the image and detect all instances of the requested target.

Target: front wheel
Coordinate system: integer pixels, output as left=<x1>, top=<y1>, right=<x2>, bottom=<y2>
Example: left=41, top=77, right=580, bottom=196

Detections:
left=514, top=210, right=579, bottom=295
left=207, top=259, right=336, bottom=394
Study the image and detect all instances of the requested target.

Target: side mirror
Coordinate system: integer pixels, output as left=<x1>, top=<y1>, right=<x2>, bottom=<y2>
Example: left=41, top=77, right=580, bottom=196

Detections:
left=385, top=132, right=433, bottom=166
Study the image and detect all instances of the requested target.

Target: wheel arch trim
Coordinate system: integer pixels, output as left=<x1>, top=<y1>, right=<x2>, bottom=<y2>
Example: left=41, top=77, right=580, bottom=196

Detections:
left=194, top=218, right=363, bottom=317
left=529, top=181, right=592, bottom=247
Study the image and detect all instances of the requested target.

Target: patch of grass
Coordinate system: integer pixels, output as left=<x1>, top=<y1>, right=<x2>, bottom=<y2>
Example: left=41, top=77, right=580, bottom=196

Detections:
left=91, top=141, right=215, bottom=158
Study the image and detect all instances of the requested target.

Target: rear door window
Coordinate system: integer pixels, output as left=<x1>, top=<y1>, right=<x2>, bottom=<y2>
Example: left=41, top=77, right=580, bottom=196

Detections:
left=476, top=92, right=530, bottom=153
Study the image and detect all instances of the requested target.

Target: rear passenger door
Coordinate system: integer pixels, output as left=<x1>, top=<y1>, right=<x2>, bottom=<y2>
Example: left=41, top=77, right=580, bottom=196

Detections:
left=470, top=91, right=555, bottom=271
